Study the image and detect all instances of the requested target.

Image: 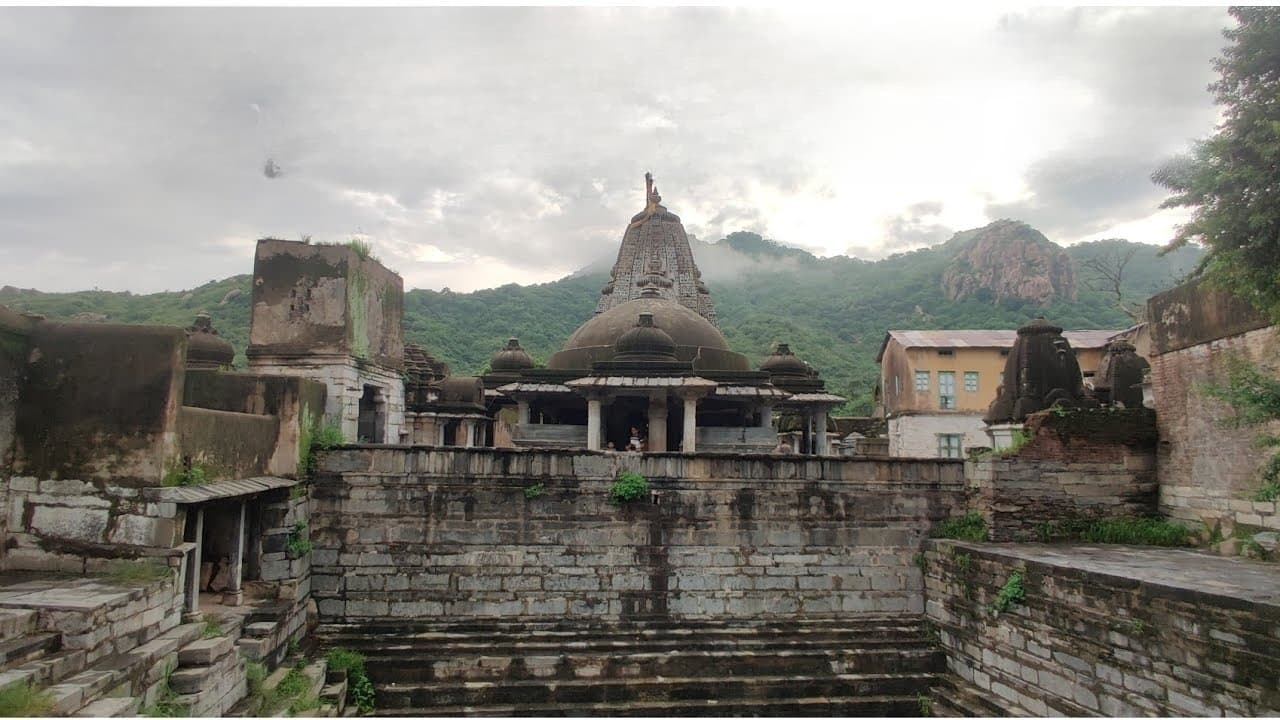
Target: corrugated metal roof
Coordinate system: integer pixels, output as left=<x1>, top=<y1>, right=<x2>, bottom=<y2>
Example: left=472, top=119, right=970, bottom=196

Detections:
left=150, top=476, right=296, bottom=504
left=882, top=328, right=1120, bottom=354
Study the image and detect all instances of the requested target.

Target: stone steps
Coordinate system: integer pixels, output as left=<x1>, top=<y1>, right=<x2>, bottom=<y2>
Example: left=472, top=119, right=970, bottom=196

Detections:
left=369, top=645, right=943, bottom=684
left=73, top=695, right=141, bottom=717
left=378, top=694, right=922, bottom=717
left=0, top=648, right=87, bottom=696
left=927, top=676, right=1008, bottom=717
left=0, top=631, right=61, bottom=672
left=324, top=616, right=941, bottom=716
left=378, top=672, right=940, bottom=710
left=0, top=609, right=38, bottom=644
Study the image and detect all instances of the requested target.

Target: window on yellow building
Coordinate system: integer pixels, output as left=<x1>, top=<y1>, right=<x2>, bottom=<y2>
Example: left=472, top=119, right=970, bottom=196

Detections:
left=914, top=370, right=929, bottom=392
left=938, top=371, right=955, bottom=409
left=964, top=371, right=978, bottom=392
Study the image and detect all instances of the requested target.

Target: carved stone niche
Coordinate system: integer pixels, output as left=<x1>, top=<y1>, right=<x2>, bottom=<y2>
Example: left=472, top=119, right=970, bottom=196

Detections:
left=984, top=317, right=1088, bottom=424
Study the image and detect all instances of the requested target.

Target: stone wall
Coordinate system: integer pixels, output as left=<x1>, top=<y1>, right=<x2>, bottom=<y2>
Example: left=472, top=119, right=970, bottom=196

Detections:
left=14, top=322, right=186, bottom=484
left=1148, top=279, right=1280, bottom=532
left=310, top=448, right=964, bottom=623
left=0, top=306, right=35, bottom=563
left=246, top=357, right=403, bottom=444
left=966, top=409, right=1158, bottom=541
left=924, top=540, right=1280, bottom=716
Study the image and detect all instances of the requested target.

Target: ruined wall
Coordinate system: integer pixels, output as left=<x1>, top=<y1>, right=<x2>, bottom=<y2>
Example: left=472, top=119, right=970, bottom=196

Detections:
left=14, top=322, right=186, bottom=484
left=1148, top=280, right=1280, bottom=532
left=177, top=408, right=279, bottom=480
left=244, top=359, right=403, bottom=444
left=183, top=370, right=326, bottom=477
left=0, top=307, right=36, bottom=563
left=309, top=448, right=964, bottom=623
left=967, top=409, right=1158, bottom=541
left=248, top=239, right=403, bottom=370
left=925, top=540, right=1280, bottom=716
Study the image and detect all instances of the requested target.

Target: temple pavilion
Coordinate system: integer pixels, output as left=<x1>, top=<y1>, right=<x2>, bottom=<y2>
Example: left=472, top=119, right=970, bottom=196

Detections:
left=485, top=174, right=845, bottom=454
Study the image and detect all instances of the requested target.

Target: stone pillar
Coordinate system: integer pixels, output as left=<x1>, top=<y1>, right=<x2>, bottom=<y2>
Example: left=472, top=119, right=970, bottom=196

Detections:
left=682, top=396, right=698, bottom=454
left=185, top=507, right=203, bottom=617
left=648, top=395, right=668, bottom=452
left=814, top=410, right=829, bottom=457
left=760, top=403, right=773, bottom=429
left=437, top=420, right=447, bottom=446
left=223, top=501, right=245, bottom=607
left=462, top=419, right=477, bottom=448
left=517, top=400, right=531, bottom=426
left=587, top=398, right=602, bottom=451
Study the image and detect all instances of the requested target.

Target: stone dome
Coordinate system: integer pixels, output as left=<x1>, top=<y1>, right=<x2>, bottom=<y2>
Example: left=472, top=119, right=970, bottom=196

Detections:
left=185, top=313, right=234, bottom=370
left=760, top=343, right=809, bottom=378
left=490, top=338, right=535, bottom=371
left=613, top=313, right=677, bottom=361
left=549, top=297, right=748, bottom=371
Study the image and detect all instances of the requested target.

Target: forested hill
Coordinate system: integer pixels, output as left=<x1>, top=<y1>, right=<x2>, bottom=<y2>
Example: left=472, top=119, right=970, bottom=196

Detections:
left=0, top=222, right=1202, bottom=413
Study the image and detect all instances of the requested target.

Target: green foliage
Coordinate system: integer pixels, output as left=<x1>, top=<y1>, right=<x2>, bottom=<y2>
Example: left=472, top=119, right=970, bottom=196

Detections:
left=163, top=463, right=207, bottom=487
left=142, top=660, right=188, bottom=717
left=325, top=648, right=375, bottom=714
left=954, top=552, right=973, bottom=575
left=103, top=559, right=172, bottom=586
left=1036, top=516, right=1192, bottom=547
left=301, top=419, right=345, bottom=477
left=0, top=232, right=1199, bottom=419
left=201, top=617, right=224, bottom=639
left=524, top=482, right=546, bottom=500
left=0, top=682, right=54, bottom=717
left=913, top=552, right=928, bottom=573
left=917, top=692, right=933, bottom=716
left=1203, top=355, right=1280, bottom=501
left=933, top=512, right=987, bottom=541
left=992, top=571, right=1026, bottom=615
left=1152, top=8, right=1280, bottom=321
left=345, top=238, right=377, bottom=262
left=246, top=662, right=267, bottom=695
left=287, top=522, right=313, bottom=557
left=257, top=666, right=311, bottom=716
left=609, top=471, right=649, bottom=503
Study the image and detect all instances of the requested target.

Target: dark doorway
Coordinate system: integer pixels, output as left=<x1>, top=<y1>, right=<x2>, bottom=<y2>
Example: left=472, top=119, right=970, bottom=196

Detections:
left=358, top=385, right=385, bottom=443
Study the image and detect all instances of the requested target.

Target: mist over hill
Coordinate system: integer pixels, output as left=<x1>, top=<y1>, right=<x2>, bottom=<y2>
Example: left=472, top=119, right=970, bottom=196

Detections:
left=0, top=222, right=1202, bottom=413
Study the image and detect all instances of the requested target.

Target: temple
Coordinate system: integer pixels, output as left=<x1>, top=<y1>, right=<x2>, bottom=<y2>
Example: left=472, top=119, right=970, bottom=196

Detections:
left=485, top=174, right=844, bottom=454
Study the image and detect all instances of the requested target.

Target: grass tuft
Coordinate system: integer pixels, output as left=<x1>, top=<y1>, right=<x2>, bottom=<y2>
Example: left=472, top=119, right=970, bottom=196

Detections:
left=932, top=512, right=987, bottom=541
left=0, top=682, right=54, bottom=717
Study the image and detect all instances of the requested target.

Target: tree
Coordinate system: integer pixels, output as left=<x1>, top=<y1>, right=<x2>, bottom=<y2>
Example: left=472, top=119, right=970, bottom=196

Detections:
left=1080, top=243, right=1143, bottom=321
left=1152, top=7, right=1280, bottom=320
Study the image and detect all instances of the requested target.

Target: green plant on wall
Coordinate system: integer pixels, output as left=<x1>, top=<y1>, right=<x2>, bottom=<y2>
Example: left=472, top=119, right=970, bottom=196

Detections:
left=992, top=571, right=1026, bottom=615
left=327, top=647, right=376, bottom=714
left=287, top=521, right=313, bottom=557
left=1036, top=516, right=1192, bottom=547
left=300, top=416, right=345, bottom=477
left=932, top=512, right=987, bottom=541
left=1203, top=355, right=1280, bottom=501
left=524, top=482, right=546, bottom=500
left=609, top=471, right=649, bottom=503
left=163, top=462, right=207, bottom=487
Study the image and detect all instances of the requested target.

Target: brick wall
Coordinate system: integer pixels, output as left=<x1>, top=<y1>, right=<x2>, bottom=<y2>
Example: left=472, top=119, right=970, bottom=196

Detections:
left=924, top=540, right=1280, bottom=716
left=966, top=409, right=1158, bottom=541
left=309, top=448, right=965, bottom=623
left=1152, top=324, right=1280, bottom=532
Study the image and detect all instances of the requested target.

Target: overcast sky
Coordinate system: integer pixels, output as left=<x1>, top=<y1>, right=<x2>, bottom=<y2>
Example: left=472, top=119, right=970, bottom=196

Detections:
left=0, top=5, right=1228, bottom=293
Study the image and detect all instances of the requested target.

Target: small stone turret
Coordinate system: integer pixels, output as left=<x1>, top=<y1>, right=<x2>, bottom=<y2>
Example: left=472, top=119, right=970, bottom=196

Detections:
left=985, top=317, right=1086, bottom=424
left=760, top=343, right=810, bottom=378
left=185, top=313, right=234, bottom=370
left=1094, top=339, right=1151, bottom=408
left=490, top=338, right=535, bottom=372
left=613, top=313, right=677, bottom=361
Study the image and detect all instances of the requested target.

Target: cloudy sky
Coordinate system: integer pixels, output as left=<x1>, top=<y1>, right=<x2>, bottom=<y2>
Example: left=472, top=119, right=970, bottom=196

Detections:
left=0, top=5, right=1228, bottom=293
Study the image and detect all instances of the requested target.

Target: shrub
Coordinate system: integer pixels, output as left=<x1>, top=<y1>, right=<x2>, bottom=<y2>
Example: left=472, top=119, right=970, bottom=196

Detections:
left=163, top=463, right=207, bottom=487
left=992, top=571, right=1025, bottom=615
left=201, top=617, right=224, bottom=639
left=300, top=419, right=345, bottom=476
left=326, top=648, right=375, bottom=714
left=1037, top=516, right=1192, bottom=546
left=932, top=512, right=987, bottom=541
left=524, top=482, right=546, bottom=500
left=609, top=471, right=649, bottom=503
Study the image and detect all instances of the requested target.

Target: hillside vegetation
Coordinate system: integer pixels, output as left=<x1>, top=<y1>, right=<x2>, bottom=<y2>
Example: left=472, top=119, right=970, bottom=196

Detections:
left=0, top=223, right=1202, bottom=414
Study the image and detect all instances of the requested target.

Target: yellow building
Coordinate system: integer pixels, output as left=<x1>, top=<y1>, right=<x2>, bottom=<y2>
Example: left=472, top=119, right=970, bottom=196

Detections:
left=874, top=329, right=1117, bottom=458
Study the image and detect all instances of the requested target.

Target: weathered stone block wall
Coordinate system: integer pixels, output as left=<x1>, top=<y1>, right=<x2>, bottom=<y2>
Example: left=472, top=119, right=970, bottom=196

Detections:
left=924, top=540, right=1280, bottom=716
left=967, top=409, right=1158, bottom=541
left=245, top=358, right=403, bottom=444
left=14, top=322, right=186, bottom=484
left=3, top=477, right=182, bottom=572
left=310, top=448, right=964, bottom=623
left=0, top=306, right=36, bottom=562
left=888, top=413, right=989, bottom=458
left=178, top=407, right=279, bottom=480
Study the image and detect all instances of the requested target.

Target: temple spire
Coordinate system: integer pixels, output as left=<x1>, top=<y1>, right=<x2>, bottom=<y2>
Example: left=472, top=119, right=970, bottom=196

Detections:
left=644, top=171, right=662, bottom=214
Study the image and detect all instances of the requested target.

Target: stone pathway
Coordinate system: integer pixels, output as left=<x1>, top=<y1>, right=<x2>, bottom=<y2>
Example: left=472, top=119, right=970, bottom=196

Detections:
left=0, top=575, right=143, bottom=613
left=948, top=542, right=1280, bottom=607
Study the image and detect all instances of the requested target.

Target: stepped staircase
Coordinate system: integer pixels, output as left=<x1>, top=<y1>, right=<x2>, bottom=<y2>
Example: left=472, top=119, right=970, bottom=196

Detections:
left=318, top=615, right=944, bottom=717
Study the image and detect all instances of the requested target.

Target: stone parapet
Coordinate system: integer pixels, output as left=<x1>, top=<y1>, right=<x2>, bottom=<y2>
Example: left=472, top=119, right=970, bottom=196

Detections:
left=310, top=447, right=965, bottom=624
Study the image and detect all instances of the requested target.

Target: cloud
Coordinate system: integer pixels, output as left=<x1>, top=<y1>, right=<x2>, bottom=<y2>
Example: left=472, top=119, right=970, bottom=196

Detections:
left=0, top=6, right=1231, bottom=293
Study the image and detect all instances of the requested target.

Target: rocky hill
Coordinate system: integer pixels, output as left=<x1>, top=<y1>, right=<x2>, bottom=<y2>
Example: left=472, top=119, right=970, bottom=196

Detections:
left=0, top=224, right=1203, bottom=414
left=941, top=220, right=1077, bottom=304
